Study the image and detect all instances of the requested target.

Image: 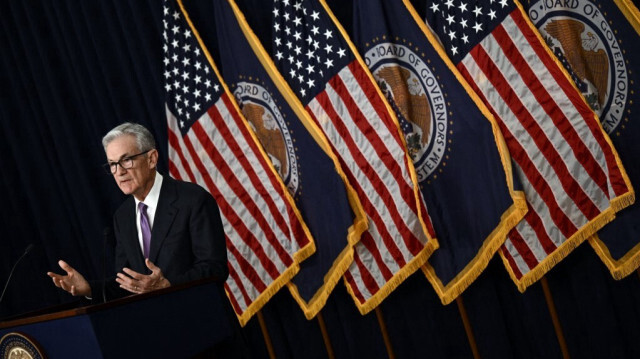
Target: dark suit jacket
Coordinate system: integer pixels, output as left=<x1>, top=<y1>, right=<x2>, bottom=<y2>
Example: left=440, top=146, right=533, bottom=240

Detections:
left=98, top=176, right=228, bottom=300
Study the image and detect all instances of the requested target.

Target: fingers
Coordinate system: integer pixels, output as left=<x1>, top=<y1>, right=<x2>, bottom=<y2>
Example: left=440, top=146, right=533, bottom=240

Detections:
left=121, top=267, right=145, bottom=280
left=58, top=260, right=75, bottom=275
left=145, top=259, right=159, bottom=272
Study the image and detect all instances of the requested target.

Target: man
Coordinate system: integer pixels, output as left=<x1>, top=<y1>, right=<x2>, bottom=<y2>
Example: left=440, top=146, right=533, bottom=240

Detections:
left=47, top=122, right=228, bottom=299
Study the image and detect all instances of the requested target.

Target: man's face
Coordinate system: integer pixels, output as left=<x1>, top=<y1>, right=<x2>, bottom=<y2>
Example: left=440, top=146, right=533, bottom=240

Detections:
left=105, top=135, right=158, bottom=200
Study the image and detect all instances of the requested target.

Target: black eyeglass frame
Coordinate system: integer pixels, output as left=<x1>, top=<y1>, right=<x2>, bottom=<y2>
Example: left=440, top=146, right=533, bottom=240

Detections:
left=103, top=149, right=151, bottom=174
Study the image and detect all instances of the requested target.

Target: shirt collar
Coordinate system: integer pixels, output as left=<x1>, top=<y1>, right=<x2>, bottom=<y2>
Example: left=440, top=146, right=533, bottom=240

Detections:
left=134, top=172, right=163, bottom=210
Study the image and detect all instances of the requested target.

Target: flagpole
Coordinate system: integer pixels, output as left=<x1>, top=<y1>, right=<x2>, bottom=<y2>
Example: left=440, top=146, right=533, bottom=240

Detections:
left=374, top=307, right=396, bottom=359
left=316, top=311, right=336, bottom=359
left=257, top=310, right=277, bottom=359
left=455, top=296, right=481, bottom=359
left=540, top=277, right=571, bottom=359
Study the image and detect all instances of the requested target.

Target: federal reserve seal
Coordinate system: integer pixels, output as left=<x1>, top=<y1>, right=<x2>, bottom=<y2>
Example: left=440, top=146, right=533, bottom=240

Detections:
left=0, top=333, right=45, bottom=359
left=233, top=79, right=300, bottom=196
left=363, top=41, right=450, bottom=182
left=528, top=0, right=631, bottom=134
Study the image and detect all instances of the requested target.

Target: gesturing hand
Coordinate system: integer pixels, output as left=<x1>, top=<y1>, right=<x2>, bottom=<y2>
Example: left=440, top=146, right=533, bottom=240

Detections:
left=47, top=260, right=92, bottom=297
left=115, top=259, right=171, bottom=294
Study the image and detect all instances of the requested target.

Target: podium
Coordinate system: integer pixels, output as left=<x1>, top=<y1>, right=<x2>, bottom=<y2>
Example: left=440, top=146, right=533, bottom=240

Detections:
left=0, top=278, right=232, bottom=358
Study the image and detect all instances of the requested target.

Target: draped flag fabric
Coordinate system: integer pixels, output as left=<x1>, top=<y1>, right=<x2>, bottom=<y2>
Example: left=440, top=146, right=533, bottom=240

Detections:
left=233, top=0, right=438, bottom=313
left=163, top=0, right=315, bottom=325
left=423, top=0, right=634, bottom=291
left=521, top=0, right=640, bottom=279
left=347, top=0, right=527, bottom=304
left=211, top=0, right=367, bottom=319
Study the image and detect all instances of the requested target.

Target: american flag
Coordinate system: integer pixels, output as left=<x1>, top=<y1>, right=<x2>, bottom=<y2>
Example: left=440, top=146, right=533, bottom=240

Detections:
left=162, top=0, right=314, bottom=325
left=424, top=0, right=633, bottom=290
left=268, top=0, right=438, bottom=312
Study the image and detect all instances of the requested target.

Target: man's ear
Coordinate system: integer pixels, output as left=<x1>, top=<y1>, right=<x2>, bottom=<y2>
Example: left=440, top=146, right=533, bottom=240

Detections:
left=148, top=149, right=159, bottom=169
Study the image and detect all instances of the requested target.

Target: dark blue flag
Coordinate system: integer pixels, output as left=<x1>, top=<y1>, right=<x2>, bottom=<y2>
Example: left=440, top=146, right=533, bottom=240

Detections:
left=211, top=0, right=367, bottom=319
left=348, top=0, right=527, bottom=303
left=522, top=0, right=640, bottom=278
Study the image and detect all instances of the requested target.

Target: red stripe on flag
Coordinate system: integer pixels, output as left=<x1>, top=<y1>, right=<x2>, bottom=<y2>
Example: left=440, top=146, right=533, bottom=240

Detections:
left=194, top=113, right=294, bottom=269
left=457, top=61, right=578, bottom=238
left=344, top=268, right=367, bottom=304
left=327, top=76, right=423, bottom=256
left=508, top=228, right=539, bottom=270
left=168, top=125, right=197, bottom=182
left=226, top=233, right=268, bottom=293
left=359, top=229, right=394, bottom=281
left=501, top=246, right=524, bottom=279
left=509, top=9, right=628, bottom=197
left=524, top=205, right=558, bottom=255
left=492, top=24, right=609, bottom=202
left=306, top=96, right=407, bottom=265
left=468, top=44, right=599, bottom=224
left=225, top=264, right=250, bottom=313
left=220, top=95, right=309, bottom=248
left=346, top=61, right=405, bottom=150
left=181, top=123, right=285, bottom=281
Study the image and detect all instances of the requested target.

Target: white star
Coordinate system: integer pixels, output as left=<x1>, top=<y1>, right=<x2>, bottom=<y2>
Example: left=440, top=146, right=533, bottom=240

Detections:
left=214, top=84, right=220, bottom=92
left=285, top=26, right=291, bottom=35
left=184, top=29, right=191, bottom=38
left=324, top=58, right=333, bottom=68
left=294, top=1, right=302, bottom=11
left=448, top=29, right=456, bottom=40
left=324, top=44, right=333, bottom=53
left=179, top=120, right=184, bottom=128
left=181, top=57, right=190, bottom=67
left=194, top=89, right=201, bottom=98
left=172, top=25, right=179, bottom=34
left=286, top=41, right=293, bottom=49
left=275, top=37, right=282, bottom=46
left=273, top=7, right=280, bottom=17
left=298, top=74, right=304, bottom=83
left=473, top=22, right=483, bottom=33
left=276, top=51, right=284, bottom=60
left=205, top=93, right=212, bottom=101
left=181, top=70, right=189, bottom=81
left=446, top=14, right=455, bottom=25
left=283, top=0, right=290, bottom=6
left=205, top=79, right=211, bottom=88
left=337, top=48, right=346, bottom=57
left=165, top=83, right=172, bottom=92
left=500, top=0, right=508, bottom=7
left=194, top=75, right=202, bottom=84
left=300, top=88, right=306, bottom=96
left=460, top=18, right=468, bottom=28
left=451, top=46, right=458, bottom=55
left=164, top=69, right=171, bottom=79
left=195, top=61, right=202, bottom=70
left=306, top=49, right=315, bottom=59
left=283, top=12, right=290, bottom=21
left=194, top=103, right=201, bottom=112
left=294, top=45, right=302, bottom=55
left=311, top=11, right=320, bottom=21
left=172, top=11, right=180, bottom=20
left=488, top=9, right=497, bottom=20
left=462, top=34, right=469, bottom=44
left=430, top=3, right=440, bottom=13
left=445, top=0, right=454, bottom=9
left=293, top=17, right=302, bottom=26
left=324, top=29, right=332, bottom=39
left=274, top=23, right=281, bottom=32
left=288, top=55, right=294, bottom=64
left=311, top=25, right=320, bottom=35
left=473, top=6, right=483, bottom=17
left=458, top=2, right=467, bottom=12
left=289, top=69, right=296, bottom=78
left=306, top=63, right=314, bottom=74
left=293, top=31, right=302, bottom=41
left=307, top=78, right=314, bottom=88
left=296, top=59, right=303, bottom=69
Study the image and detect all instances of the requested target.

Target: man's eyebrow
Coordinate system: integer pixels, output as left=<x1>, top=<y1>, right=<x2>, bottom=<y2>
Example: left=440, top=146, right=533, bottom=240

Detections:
left=107, top=153, right=131, bottom=163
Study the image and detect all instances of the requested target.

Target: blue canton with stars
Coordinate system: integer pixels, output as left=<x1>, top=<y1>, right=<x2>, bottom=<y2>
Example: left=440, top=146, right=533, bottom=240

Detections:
left=425, top=0, right=515, bottom=63
left=271, top=0, right=354, bottom=104
left=163, top=0, right=222, bottom=137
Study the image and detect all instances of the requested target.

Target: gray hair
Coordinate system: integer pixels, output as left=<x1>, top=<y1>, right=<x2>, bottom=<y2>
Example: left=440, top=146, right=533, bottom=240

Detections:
left=102, top=122, right=156, bottom=152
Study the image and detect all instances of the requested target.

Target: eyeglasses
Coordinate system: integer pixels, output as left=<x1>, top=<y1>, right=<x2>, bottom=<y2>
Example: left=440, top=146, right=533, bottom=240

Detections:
left=103, top=150, right=151, bottom=174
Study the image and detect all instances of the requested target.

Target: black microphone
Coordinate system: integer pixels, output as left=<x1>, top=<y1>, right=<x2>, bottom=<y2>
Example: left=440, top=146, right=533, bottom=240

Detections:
left=0, top=243, right=35, bottom=305
left=101, top=227, right=113, bottom=303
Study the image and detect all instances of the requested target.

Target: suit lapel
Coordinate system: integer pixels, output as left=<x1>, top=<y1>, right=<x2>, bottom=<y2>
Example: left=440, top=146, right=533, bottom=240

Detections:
left=121, top=198, right=146, bottom=272
left=149, top=177, right=178, bottom=263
